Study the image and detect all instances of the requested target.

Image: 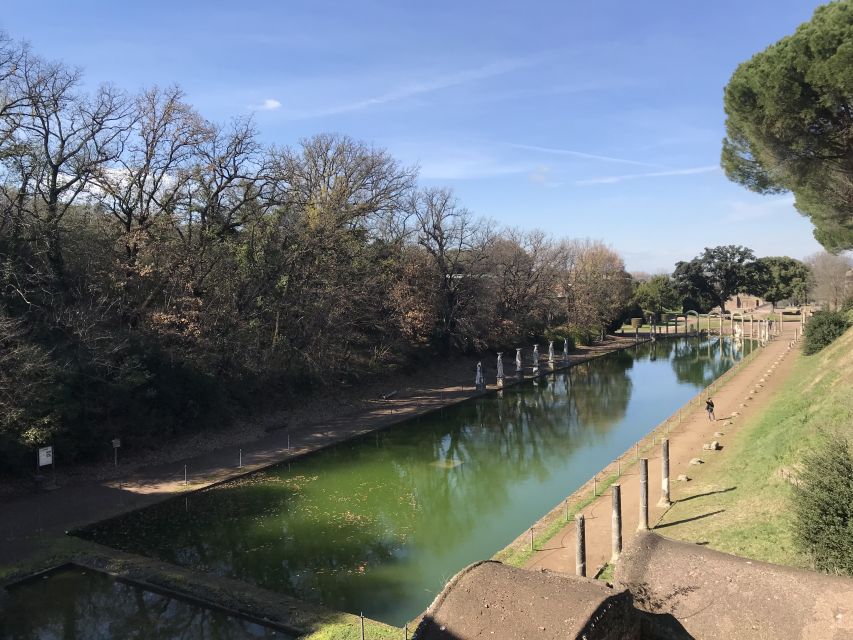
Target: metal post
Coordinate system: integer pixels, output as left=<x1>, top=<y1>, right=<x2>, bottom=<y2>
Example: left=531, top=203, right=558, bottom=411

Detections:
left=529, top=527, right=534, bottom=552
left=361, top=612, right=365, bottom=640
left=611, top=484, right=622, bottom=562
left=658, top=438, right=671, bottom=507
left=114, top=447, right=118, bottom=467
left=184, top=464, right=187, bottom=486
left=239, top=449, right=242, bottom=469
left=287, top=434, right=291, bottom=451
left=575, top=514, right=586, bottom=577
left=593, top=475, right=597, bottom=497
left=639, top=458, right=649, bottom=531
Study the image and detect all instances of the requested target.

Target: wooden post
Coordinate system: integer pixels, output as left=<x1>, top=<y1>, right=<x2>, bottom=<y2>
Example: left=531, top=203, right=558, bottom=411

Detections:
left=611, top=484, right=622, bottom=562
left=575, top=514, right=586, bottom=577
left=658, top=438, right=671, bottom=507
left=638, top=458, right=649, bottom=531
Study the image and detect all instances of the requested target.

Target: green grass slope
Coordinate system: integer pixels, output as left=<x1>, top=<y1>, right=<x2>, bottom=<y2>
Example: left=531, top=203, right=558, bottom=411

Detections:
left=656, top=326, right=853, bottom=567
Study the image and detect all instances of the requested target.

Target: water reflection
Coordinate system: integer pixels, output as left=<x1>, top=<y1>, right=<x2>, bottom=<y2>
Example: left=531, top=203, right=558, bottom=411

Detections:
left=78, top=337, right=751, bottom=626
left=0, top=568, right=283, bottom=639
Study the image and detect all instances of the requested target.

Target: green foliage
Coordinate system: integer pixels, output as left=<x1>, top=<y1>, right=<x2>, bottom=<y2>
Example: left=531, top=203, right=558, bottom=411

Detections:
left=792, top=433, right=853, bottom=576
left=755, top=256, right=811, bottom=306
left=803, top=311, right=851, bottom=354
left=543, top=327, right=575, bottom=352
left=721, top=2, right=853, bottom=251
left=673, top=245, right=759, bottom=312
left=634, top=274, right=681, bottom=316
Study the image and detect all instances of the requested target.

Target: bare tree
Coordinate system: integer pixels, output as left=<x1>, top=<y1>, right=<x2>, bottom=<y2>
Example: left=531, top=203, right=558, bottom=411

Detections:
left=409, top=187, right=494, bottom=349
left=10, top=51, right=131, bottom=285
left=563, top=239, right=632, bottom=339
left=92, top=85, right=207, bottom=264
left=807, top=251, right=852, bottom=310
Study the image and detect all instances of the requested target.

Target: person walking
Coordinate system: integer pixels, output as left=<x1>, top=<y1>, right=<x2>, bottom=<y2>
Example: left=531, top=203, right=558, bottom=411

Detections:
left=705, top=398, right=715, bottom=421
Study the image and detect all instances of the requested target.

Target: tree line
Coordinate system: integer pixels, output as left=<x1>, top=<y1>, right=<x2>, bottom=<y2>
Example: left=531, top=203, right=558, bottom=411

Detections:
left=0, top=34, right=634, bottom=468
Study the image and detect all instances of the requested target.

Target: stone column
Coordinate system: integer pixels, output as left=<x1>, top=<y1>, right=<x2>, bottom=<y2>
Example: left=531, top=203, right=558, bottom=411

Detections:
left=611, top=484, right=622, bottom=563
left=563, top=337, right=569, bottom=362
left=575, top=514, right=586, bottom=577
left=475, top=362, right=485, bottom=392
left=658, top=438, right=671, bottom=507
left=515, top=348, right=523, bottom=377
left=548, top=341, right=555, bottom=369
left=638, top=457, right=649, bottom=531
left=496, top=353, right=504, bottom=388
left=532, top=344, right=540, bottom=374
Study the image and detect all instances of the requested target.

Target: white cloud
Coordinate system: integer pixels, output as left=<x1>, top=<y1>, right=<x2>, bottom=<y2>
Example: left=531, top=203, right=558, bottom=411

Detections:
left=510, top=143, right=659, bottom=168
left=419, top=153, right=533, bottom=181
left=575, top=165, right=719, bottom=186
left=528, top=165, right=562, bottom=188
left=286, top=57, right=540, bottom=119
left=251, top=98, right=282, bottom=111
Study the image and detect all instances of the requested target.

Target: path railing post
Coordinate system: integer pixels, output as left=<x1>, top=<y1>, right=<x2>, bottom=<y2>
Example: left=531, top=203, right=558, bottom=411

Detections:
left=575, top=513, right=586, bottom=577
left=611, top=483, right=622, bottom=563
left=639, top=457, right=649, bottom=531
left=658, top=438, right=671, bottom=507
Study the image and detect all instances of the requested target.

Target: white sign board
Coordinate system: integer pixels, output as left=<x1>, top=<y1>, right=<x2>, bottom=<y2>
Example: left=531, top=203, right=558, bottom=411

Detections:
left=38, top=446, right=53, bottom=467
left=112, top=438, right=121, bottom=449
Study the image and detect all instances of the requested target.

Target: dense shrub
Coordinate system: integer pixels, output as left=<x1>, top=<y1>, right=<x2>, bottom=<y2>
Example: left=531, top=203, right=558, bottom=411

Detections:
left=792, top=433, right=853, bottom=576
left=803, top=311, right=851, bottom=354
left=542, top=327, right=575, bottom=353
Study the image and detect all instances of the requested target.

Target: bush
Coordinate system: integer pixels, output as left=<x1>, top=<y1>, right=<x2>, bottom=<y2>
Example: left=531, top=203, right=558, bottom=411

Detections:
left=542, top=327, right=575, bottom=353
left=792, top=433, right=853, bottom=576
left=803, top=311, right=851, bottom=355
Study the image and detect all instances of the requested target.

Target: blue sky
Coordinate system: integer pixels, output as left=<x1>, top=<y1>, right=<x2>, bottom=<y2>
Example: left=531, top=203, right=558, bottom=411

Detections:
left=1, top=1, right=828, bottom=272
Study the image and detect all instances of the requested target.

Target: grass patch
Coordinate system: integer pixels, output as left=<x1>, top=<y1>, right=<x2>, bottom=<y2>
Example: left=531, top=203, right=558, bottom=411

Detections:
left=596, top=563, right=614, bottom=582
left=655, top=326, right=853, bottom=568
left=303, top=615, right=402, bottom=640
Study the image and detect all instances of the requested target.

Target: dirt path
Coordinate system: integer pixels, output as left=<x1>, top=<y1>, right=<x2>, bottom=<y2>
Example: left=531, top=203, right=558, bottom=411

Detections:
left=525, top=323, right=800, bottom=577
left=0, top=335, right=645, bottom=566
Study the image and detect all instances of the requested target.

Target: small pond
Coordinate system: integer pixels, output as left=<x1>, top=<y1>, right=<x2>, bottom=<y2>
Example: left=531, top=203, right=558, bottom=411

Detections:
left=0, top=566, right=290, bottom=639
left=77, top=337, right=754, bottom=626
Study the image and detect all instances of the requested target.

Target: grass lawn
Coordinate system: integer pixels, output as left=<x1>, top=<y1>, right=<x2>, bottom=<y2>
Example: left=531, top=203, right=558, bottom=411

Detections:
left=654, top=326, right=853, bottom=567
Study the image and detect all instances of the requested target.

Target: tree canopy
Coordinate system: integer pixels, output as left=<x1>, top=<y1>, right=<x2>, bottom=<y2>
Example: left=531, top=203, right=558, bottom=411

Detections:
left=673, top=246, right=759, bottom=313
left=0, top=33, right=637, bottom=469
left=754, top=256, right=811, bottom=307
left=721, top=1, right=853, bottom=251
left=634, top=274, right=681, bottom=317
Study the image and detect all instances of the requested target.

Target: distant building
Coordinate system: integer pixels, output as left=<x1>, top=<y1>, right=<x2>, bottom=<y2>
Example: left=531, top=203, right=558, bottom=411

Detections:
left=723, top=294, right=762, bottom=312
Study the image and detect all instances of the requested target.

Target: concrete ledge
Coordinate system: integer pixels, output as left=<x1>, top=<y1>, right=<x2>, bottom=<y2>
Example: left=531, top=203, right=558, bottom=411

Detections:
left=615, top=531, right=853, bottom=640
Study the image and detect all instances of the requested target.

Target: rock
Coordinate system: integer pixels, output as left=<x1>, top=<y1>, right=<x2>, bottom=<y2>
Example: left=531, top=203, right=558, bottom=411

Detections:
left=689, top=458, right=703, bottom=465
left=711, top=440, right=721, bottom=450
left=739, top=403, right=747, bottom=407
left=714, top=432, right=724, bottom=437
left=703, top=443, right=713, bottom=450
left=676, top=474, right=690, bottom=482
left=730, top=412, right=740, bottom=417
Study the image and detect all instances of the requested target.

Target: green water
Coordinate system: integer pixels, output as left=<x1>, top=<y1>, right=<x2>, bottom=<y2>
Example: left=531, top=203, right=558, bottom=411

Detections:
left=78, top=337, right=754, bottom=626
left=0, top=567, right=289, bottom=639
